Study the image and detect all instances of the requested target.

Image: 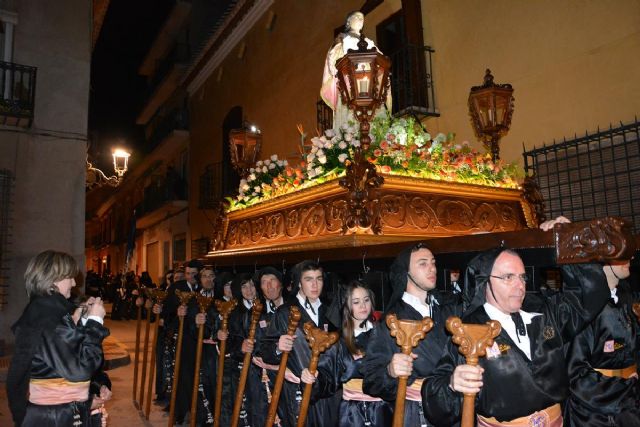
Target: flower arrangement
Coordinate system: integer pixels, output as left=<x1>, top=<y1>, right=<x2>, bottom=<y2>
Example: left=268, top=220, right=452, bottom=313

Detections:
left=227, top=117, right=523, bottom=211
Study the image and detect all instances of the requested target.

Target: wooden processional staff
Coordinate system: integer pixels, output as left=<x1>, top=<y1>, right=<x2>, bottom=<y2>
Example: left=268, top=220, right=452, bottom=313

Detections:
left=296, top=322, right=339, bottom=427
left=265, top=306, right=301, bottom=427
left=213, top=298, right=239, bottom=427
left=386, top=314, right=434, bottom=427
left=167, top=290, right=195, bottom=427
left=189, top=294, right=216, bottom=427
left=138, top=288, right=154, bottom=407
left=132, top=286, right=144, bottom=404
left=230, top=299, right=264, bottom=427
left=446, top=316, right=502, bottom=427
left=144, top=289, right=168, bottom=419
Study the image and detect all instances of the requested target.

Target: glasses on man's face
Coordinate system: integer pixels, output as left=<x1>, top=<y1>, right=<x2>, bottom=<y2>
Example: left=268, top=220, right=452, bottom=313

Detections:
left=489, top=273, right=528, bottom=285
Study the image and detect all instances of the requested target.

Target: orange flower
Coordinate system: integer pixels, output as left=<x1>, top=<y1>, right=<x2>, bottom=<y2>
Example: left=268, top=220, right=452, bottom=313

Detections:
left=374, top=149, right=382, bottom=157
left=401, top=161, right=409, bottom=168
left=380, top=140, right=389, bottom=150
left=381, top=165, right=391, bottom=173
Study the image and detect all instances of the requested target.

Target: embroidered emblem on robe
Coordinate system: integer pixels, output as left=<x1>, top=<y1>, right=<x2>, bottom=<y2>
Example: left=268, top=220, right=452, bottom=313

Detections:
left=486, top=342, right=501, bottom=359
left=259, top=320, right=267, bottom=328
left=528, top=410, right=550, bottom=427
left=542, top=326, right=555, bottom=340
left=603, top=340, right=615, bottom=352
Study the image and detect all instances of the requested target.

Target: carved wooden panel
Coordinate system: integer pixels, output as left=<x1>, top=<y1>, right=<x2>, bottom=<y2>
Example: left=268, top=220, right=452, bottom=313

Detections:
left=554, top=217, right=636, bottom=264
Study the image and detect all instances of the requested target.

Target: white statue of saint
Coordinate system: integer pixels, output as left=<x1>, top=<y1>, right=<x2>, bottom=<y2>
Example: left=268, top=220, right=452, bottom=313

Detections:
left=320, top=11, right=392, bottom=131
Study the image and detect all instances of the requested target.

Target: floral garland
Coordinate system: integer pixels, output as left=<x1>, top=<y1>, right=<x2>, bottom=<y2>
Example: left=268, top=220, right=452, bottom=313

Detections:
left=228, top=116, right=523, bottom=211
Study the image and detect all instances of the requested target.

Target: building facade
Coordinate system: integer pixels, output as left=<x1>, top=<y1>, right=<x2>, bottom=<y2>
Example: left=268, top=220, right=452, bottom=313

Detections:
left=0, top=0, right=91, bottom=350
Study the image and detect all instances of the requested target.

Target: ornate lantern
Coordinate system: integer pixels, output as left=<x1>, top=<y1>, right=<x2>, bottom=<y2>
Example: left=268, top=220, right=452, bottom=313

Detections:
left=112, top=148, right=131, bottom=178
left=335, top=33, right=391, bottom=151
left=468, top=69, right=514, bottom=161
left=228, top=124, right=262, bottom=176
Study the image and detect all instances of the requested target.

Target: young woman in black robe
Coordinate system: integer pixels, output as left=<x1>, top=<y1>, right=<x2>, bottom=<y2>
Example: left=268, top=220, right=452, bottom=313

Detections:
left=564, top=260, right=640, bottom=427
left=306, top=280, right=392, bottom=427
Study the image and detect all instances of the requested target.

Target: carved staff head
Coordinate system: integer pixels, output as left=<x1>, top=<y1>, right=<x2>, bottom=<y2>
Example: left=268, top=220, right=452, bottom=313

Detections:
left=303, top=321, right=339, bottom=358
left=195, top=294, right=215, bottom=313
left=152, top=289, right=168, bottom=304
left=214, top=298, right=238, bottom=331
left=287, top=306, right=302, bottom=335
left=248, top=299, right=265, bottom=337
left=386, top=314, right=434, bottom=355
left=175, top=289, right=195, bottom=306
left=446, top=316, right=502, bottom=365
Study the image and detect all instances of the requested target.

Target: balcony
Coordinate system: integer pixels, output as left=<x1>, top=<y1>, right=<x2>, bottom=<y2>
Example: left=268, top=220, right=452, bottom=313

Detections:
left=199, top=161, right=239, bottom=209
left=148, top=107, right=189, bottom=150
left=136, top=174, right=188, bottom=229
left=388, top=45, right=438, bottom=119
left=0, top=61, right=37, bottom=127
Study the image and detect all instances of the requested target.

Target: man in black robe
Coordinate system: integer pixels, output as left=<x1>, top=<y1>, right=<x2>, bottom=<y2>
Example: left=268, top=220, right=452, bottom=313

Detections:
left=160, top=259, right=202, bottom=424
left=564, top=257, right=640, bottom=426
left=422, top=228, right=610, bottom=425
left=261, top=260, right=339, bottom=427
left=361, top=243, right=460, bottom=427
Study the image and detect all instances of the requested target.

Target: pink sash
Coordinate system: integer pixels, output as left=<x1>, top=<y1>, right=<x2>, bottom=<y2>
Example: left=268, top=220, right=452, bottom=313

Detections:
left=29, top=378, right=90, bottom=405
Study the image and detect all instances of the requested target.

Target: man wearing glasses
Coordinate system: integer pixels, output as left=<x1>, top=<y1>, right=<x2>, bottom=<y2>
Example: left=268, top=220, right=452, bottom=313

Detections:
left=422, top=216, right=611, bottom=427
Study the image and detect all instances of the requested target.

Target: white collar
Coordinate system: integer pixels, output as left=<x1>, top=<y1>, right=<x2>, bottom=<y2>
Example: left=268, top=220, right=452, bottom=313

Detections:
left=402, top=292, right=430, bottom=317
left=483, top=303, right=541, bottom=325
left=354, top=320, right=373, bottom=337
left=611, top=288, right=618, bottom=303
left=243, top=299, right=253, bottom=310
left=297, top=292, right=321, bottom=310
left=266, top=296, right=283, bottom=313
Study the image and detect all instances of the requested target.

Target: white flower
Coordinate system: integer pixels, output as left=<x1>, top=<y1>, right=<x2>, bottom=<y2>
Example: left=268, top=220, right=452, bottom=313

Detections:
left=318, top=156, right=327, bottom=164
left=338, top=153, right=348, bottom=163
left=352, top=140, right=361, bottom=148
left=311, top=146, right=318, bottom=154
left=307, top=153, right=315, bottom=163
left=264, top=159, right=271, bottom=166
left=344, top=133, right=352, bottom=142
left=324, top=129, right=335, bottom=138
left=277, top=160, right=284, bottom=167
left=308, top=168, right=317, bottom=178
left=283, top=159, right=288, bottom=166
left=317, top=149, right=325, bottom=157
left=249, top=168, right=255, bottom=173
left=270, top=154, right=278, bottom=161
left=256, top=160, right=263, bottom=167
left=254, top=186, right=261, bottom=193
left=241, top=183, right=250, bottom=192
left=268, top=163, right=276, bottom=170
left=315, top=166, right=323, bottom=176
left=262, top=166, right=268, bottom=173
left=248, top=173, right=256, bottom=181
left=341, top=123, right=349, bottom=130
left=338, top=141, right=347, bottom=150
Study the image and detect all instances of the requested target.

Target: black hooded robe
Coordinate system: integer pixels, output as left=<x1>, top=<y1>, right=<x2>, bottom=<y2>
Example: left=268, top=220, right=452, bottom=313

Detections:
left=564, top=280, right=640, bottom=427
left=314, top=329, right=393, bottom=427
left=261, top=300, right=340, bottom=427
left=361, top=294, right=459, bottom=427
left=422, top=263, right=610, bottom=425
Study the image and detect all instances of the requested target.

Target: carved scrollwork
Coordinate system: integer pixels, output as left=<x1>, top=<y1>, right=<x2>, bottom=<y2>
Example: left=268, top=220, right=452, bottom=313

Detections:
left=554, top=217, right=636, bottom=264
left=386, top=314, right=434, bottom=354
left=339, top=156, right=384, bottom=234
left=379, top=195, right=408, bottom=228
left=446, top=316, right=502, bottom=364
left=325, top=199, right=347, bottom=232
left=521, top=175, right=546, bottom=227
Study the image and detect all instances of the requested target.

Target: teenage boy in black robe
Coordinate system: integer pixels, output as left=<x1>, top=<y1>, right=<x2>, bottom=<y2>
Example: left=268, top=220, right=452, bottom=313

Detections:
left=422, top=217, right=610, bottom=426
left=261, top=260, right=339, bottom=427
left=361, top=243, right=460, bottom=426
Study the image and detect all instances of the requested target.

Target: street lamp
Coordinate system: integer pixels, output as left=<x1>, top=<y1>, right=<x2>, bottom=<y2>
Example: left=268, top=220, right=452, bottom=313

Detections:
left=229, top=123, right=262, bottom=177
left=86, top=147, right=131, bottom=189
left=468, top=69, right=515, bottom=162
left=335, top=33, right=391, bottom=151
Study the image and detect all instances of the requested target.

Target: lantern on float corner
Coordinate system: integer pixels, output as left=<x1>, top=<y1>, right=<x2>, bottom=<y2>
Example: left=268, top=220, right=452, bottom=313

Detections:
left=468, top=69, right=514, bottom=162
left=228, top=124, right=262, bottom=177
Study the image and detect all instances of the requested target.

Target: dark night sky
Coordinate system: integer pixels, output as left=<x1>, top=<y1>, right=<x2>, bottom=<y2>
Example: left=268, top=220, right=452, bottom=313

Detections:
left=89, top=0, right=174, bottom=171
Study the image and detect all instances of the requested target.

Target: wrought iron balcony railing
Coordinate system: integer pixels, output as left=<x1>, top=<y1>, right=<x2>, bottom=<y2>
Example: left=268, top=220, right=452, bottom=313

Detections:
left=0, top=61, right=37, bottom=127
left=388, top=44, right=438, bottom=119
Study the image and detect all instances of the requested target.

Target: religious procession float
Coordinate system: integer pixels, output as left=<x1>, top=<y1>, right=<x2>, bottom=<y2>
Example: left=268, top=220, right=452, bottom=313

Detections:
left=206, top=22, right=633, bottom=268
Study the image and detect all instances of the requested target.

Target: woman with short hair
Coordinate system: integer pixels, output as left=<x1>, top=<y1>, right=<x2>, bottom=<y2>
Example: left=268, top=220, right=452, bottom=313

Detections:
left=7, top=250, right=109, bottom=427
